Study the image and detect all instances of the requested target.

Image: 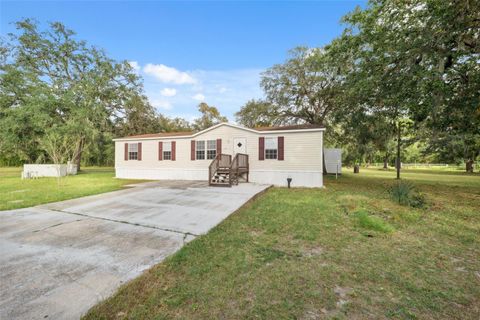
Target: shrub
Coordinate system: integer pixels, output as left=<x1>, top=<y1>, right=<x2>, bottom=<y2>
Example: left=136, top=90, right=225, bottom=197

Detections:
left=354, top=209, right=394, bottom=233
left=389, top=180, right=426, bottom=208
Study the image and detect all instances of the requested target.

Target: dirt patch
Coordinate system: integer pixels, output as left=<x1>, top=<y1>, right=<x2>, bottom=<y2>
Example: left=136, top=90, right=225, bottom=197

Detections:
left=302, top=306, right=343, bottom=319
left=334, top=285, right=353, bottom=297
left=334, top=286, right=354, bottom=308
left=302, top=309, right=322, bottom=319
left=301, top=246, right=324, bottom=258
left=249, top=230, right=264, bottom=238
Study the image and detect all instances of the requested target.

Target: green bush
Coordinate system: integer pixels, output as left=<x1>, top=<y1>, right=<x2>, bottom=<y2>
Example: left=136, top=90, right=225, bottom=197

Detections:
left=390, top=180, right=426, bottom=208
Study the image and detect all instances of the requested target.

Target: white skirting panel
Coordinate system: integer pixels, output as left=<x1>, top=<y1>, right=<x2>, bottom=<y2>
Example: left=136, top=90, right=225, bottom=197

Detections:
left=115, top=167, right=323, bottom=188
left=248, top=170, right=323, bottom=188
left=116, top=167, right=208, bottom=181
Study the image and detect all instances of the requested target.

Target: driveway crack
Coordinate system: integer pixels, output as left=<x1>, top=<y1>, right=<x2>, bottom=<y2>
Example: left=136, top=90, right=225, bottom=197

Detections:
left=46, top=208, right=198, bottom=238
left=33, top=219, right=84, bottom=233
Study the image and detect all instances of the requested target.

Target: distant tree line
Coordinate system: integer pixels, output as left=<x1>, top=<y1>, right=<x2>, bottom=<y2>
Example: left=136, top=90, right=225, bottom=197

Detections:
left=235, top=0, right=479, bottom=174
left=0, top=20, right=227, bottom=168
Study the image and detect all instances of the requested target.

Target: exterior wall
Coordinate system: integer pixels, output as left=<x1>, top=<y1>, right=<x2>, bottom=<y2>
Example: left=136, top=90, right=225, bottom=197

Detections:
left=115, top=124, right=324, bottom=187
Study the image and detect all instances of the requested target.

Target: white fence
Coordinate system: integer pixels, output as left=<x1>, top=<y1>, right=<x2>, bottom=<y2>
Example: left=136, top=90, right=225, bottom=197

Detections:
left=22, top=163, right=78, bottom=179
left=370, top=163, right=475, bottom=170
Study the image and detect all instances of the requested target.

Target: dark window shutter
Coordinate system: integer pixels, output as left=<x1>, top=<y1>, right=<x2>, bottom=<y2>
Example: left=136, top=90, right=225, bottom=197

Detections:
left=259, top=137, right=265, bottom=160
left=158, top=141, right=163, bottom=161
left=278, top=136, right=284, bottom=161
left=191, top=140, right=195, bottom=160
left=138, top=142, right=142, bottom=161
left=216, top=139, right=222, bottom=155
left=171, top=141, right=176, bottom=161
left=124, top=143, right=128, bottom=161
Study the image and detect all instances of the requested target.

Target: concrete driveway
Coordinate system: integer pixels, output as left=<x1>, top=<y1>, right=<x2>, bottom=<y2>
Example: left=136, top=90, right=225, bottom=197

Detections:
left=0, top=181, right=269, bottom=320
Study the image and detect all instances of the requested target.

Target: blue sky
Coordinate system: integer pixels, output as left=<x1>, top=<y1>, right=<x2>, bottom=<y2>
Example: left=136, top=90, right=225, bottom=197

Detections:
left=0, top=0, right=365, bottom=121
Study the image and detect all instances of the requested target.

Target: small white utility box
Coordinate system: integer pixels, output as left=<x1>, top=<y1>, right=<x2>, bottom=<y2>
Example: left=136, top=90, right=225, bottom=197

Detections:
left=324, top=148, right=342, bottom=175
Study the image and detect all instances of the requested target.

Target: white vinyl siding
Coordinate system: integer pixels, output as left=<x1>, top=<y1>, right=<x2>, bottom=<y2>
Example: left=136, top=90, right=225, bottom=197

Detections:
left=115, top=123, right=324, bottom=187
left=116, top=126, right=322, bottom=171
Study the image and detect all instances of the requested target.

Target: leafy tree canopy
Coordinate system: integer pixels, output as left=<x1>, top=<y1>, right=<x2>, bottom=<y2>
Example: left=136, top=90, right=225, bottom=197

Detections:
left=235, top=99, right=278, bottom=128
left=193, top=102, right=228, bottom=131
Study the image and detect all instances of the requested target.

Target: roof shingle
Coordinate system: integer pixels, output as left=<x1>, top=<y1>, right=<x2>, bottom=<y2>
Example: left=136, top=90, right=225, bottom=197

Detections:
left=255, top=124, right=324, bottom=131
left=118, top=131, right=193, bottom=139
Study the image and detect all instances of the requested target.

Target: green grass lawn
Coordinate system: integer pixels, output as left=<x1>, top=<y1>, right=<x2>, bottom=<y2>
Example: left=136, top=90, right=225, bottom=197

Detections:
left=84, top=168, right=480, bottom=320
left=0, top=167, right=145, bottom=211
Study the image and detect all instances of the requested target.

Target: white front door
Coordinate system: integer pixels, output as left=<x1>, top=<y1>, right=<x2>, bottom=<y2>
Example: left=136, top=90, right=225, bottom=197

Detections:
left=233, top=138, right=247, bottom=154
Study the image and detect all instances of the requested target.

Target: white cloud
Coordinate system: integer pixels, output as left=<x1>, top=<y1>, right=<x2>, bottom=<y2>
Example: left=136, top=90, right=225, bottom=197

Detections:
left=142, top=68, right=264, bottom=120
left=128, top=61, right=141, bottom=71
left=160, top=88, right=177, bottom=97
left=150, top=99, right=172, bottom=110
left=143, top=63, right=196, bottom=84
left=192, top=93, right=205, bottom=101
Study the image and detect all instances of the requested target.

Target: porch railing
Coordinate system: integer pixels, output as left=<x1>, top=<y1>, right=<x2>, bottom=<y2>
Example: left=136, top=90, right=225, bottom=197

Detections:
left=209, top=153, right=249, bottom=186
left=230, top=153, right=249, bottom=184
left=208, top=153, right=232, bottom=186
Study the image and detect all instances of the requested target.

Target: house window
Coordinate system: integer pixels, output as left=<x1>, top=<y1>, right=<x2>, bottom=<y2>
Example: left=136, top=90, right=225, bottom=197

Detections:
left=128, top=143, right=138, bottom=160
left=196, top=140, right=205, bottom=160
left=194, top=140, right=217, bottom=160
left=265, top=137, right=278, bottom=159
left=207, top=140, right=217, bottom=159
left=163, top=142, right=172, bottom=160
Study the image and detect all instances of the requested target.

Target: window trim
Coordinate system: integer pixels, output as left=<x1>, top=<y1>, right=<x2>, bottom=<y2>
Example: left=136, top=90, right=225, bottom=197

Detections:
left=206, top=139, right=217, bottom=160
left=196, top=140, right=206, bottom=160
left=264, top=137, right=278, bottom=160
left=195, top=139, right=217, bottom=160
left=163, top=141, right=172, bottom=160
left=128, top=143, right=138, bottom=160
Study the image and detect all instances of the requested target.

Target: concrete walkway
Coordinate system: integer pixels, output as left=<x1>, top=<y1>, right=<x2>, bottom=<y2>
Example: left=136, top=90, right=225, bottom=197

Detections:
left=0, top=181, right=270, bottom=320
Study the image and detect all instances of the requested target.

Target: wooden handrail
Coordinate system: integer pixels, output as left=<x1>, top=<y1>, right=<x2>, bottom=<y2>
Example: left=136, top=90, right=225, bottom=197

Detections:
left=208, top=156, right=217, bottom=186
left=209, top=153, right=232, bottom=185
left=231, top=153, right=249, bottom=169
left=230, top=153, right=249, bottom=184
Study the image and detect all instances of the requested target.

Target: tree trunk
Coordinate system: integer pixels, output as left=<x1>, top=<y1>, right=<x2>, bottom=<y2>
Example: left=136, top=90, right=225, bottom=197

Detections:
left=466, top=159, right=474, bottom=173
left=383, top=154, right=388, bottom=169
left=74, top=138, right=84, bottom=172
left=354, top=165, right=360, bottom=174
left=396, top=122, right=401, bottom=179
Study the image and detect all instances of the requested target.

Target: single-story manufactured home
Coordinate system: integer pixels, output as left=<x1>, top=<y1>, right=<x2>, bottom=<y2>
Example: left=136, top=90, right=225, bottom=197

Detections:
left=114, top=122, right=325, bottom=187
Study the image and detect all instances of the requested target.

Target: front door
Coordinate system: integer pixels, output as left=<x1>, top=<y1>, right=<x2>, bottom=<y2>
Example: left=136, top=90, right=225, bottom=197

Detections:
left=233, top=138, right=247, bottom=154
